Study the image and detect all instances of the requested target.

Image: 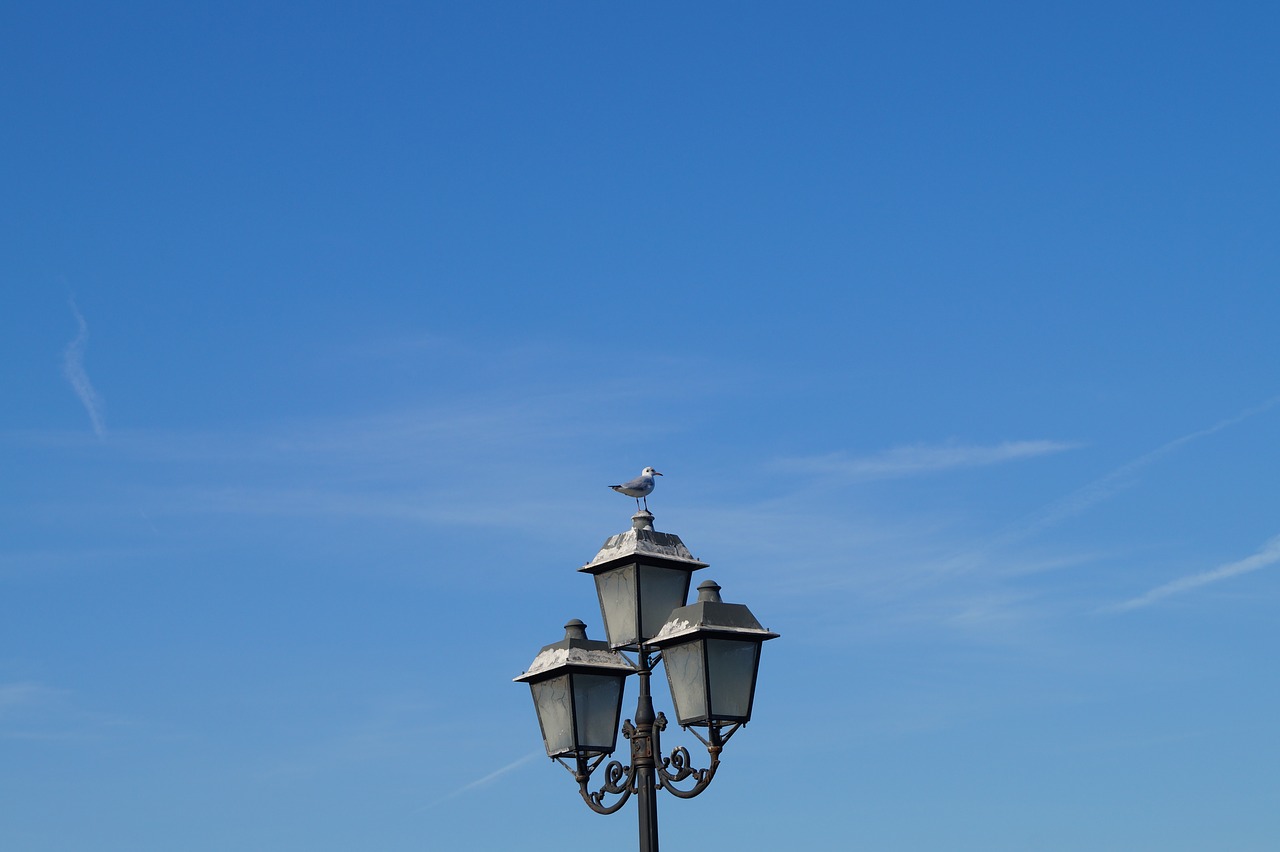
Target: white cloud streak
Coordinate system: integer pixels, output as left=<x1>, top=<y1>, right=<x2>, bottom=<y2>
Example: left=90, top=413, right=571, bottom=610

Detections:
left=0, top=682, right=54, bottom=718
left=1107, top=535, right=1280, bottom=613
left=0, top=681, right=115, bottom=741
left=778, top=440, right=1078, bottom=480
left=63, top=299, right=105, bottom=439
left=767, top=396, right=1280, bottom=629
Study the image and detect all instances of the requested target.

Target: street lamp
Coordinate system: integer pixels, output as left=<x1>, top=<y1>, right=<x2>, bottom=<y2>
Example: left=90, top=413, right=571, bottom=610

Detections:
left=514, top=619, right=634, bottom=762
left=514, top=510, right=779, bottom=852
left=651, top=580, right=778, bottom=729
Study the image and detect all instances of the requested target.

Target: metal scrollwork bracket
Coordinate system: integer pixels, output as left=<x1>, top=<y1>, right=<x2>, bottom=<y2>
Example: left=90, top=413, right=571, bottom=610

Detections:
left=561, top=717, right=745, bottom=812
left=654, top=716, right=741, bottom=799
left=557, top=747, right=637, bottom=815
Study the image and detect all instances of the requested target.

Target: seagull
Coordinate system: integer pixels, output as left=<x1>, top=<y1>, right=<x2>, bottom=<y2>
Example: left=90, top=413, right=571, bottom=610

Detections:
left=609, top=466, right=663, bottom=511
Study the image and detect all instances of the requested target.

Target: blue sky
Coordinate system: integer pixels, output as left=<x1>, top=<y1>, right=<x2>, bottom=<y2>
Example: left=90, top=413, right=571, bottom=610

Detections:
left=3, top=3, right=1279, bottom=850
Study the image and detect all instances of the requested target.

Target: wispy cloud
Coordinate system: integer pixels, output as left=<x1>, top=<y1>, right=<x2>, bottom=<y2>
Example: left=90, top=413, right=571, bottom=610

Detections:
left=1106, top=535, right=1280, bottom=613
left=0, top=681, right=124, bottom=741
left=0, top=682, right=56, bottom=719
left=422, top=750, right=542, bottom=809
left=777, top=440, right=1078, bottom=481
left=63, top=298, right=105, bottom=439
left=1013, top=395, right=1280, bottom=540
left=757, top=397, right=1280, bottom=631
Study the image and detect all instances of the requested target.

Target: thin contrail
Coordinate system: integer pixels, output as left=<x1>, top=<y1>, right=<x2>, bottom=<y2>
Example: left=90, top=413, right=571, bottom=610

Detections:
left=1017, top=395, right=1280, bottom=540
left=63, top=299, right=105, bottom=439
left=1106, top=534, right=1280, bottom=612
left=420, top=750, right=542, bottom=810
left=940, top=395, right=1280, bottom=576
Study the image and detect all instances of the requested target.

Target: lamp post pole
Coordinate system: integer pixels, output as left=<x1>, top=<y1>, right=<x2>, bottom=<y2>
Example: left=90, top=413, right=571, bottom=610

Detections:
left=515, top=509, right=778, bottom=852
left=632, top=654, right=660, bottom=852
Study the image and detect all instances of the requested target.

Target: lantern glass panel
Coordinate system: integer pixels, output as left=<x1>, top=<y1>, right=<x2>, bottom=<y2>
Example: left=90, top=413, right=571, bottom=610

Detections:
left=530, top=675, right=574, bottom=756
left=573, top=674, right=624, bottom=753
left=661, top=640, right=708, bottom=723
left=707, top=638, right=759, bottom=720
left=594, top=564, right=638, bottom=648
left=638, top=565, right=691, bottom=641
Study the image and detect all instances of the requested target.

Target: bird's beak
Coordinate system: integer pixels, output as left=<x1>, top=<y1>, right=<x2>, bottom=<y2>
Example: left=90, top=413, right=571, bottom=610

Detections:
left=654, top=471, right=663, bottom=476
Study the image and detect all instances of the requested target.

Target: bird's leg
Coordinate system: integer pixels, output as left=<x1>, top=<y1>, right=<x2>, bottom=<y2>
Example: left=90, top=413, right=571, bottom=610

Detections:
left=642, top=496, right=649, bottom=511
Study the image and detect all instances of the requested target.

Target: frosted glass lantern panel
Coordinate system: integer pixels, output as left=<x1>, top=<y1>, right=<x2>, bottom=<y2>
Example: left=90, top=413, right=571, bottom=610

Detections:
left=530, top=675, right=574, bottom=756
left=707, top=639, right=760, bottom=720
left=594, top=564, right=638, bottom=648
left=637, top=566, right=691, bottom=641
left=573, top=674, right=624, bottom=754
left=661, top=641, right=708, bottom=724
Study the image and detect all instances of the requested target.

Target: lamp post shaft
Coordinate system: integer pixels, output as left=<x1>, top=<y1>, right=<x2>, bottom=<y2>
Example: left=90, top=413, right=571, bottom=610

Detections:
left=633, top=655, right=660, bottom=852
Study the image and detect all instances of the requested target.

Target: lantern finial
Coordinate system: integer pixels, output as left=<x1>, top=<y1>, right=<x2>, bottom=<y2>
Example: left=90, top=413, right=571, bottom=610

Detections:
left=695, top=580, right=722, bottom=603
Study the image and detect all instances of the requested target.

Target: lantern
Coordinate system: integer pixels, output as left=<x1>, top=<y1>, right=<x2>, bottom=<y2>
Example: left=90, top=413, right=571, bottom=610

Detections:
left=650, top=581, right=778, bottom=727
left=514, top=619, right=635, bottom=758
left=578, top=511, right=707, bottom=650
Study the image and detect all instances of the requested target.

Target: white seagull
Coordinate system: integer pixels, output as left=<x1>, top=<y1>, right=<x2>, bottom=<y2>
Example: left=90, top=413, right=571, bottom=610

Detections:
left=609, top=466, right=663, bottom=511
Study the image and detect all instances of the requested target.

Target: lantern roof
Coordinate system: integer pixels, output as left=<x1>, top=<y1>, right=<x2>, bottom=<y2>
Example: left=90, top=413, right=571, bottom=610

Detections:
left=579, top=511, right=709, bottom=576
left=514, top=619, right=636, bottom=683
left=651, top=581, right=780, bottom=645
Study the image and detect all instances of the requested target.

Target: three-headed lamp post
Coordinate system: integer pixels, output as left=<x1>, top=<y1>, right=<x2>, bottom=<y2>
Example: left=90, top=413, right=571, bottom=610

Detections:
left=515, top=510, right=778, bottom=852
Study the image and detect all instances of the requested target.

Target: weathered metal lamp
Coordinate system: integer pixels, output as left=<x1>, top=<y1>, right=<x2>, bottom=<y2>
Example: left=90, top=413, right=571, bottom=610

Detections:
left=650, top=580, right=778, bottom=727
left=578, top=511, right=707, bottom=650
left=514, top=619, right=635, bottom=759
left=517, top=505, right=779, bottom=852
